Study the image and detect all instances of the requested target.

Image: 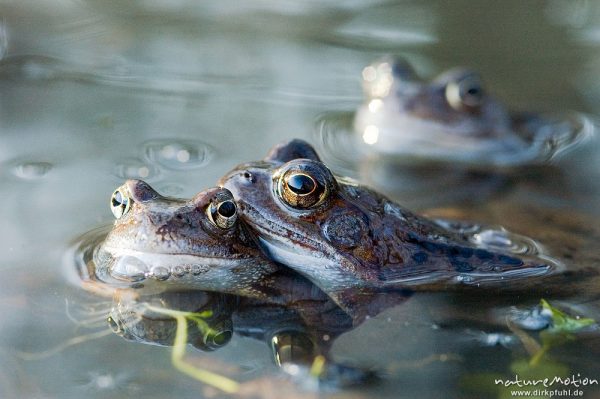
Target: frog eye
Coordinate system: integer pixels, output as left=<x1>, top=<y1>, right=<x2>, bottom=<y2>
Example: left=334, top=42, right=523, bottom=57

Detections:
left=110, top=188, right=132, bottom=219
left=192, top=320, right=233, bottom=351
left=278, top=171, right=326, bottom=209
left=107, top=315, right=122, bottom=334
left=207, top=199, right=238, bottom=229
left=445, top=73, right=484, bottom=110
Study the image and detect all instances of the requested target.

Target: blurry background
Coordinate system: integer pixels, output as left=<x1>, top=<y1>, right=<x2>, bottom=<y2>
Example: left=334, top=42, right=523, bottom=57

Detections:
left=1, top=1, right=600, bottom=398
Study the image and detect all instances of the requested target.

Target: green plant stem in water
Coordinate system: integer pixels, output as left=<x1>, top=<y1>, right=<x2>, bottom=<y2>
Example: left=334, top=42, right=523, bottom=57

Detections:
left=144, top=304, right=240, bottom=394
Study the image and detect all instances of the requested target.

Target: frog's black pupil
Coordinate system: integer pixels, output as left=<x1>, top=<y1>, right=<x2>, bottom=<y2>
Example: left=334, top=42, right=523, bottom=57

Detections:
left=112, top=191, right=126, bottom=208
left=287, top=174, right=315, bottom=195
left=217, top=201, right=236, bottom=218
left=467, top=87, right=480, bottom=96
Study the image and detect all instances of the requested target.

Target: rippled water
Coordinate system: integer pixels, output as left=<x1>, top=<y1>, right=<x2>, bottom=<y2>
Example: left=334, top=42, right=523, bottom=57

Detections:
left=2, top=1, right=600, bottom=398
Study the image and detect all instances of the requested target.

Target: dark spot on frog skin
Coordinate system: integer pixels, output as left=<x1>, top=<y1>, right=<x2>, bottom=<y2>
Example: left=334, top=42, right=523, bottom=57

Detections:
left=475, top=249, right=494, bottom=260
left=456, top=247, right=474, bottom=258
left=323, top=213, right=367, bottom=249
left=452, top=259, right=475, bottom=273
left=498, top=255, right=524, bottom=266
left=411, top=252, right=428, bottom=264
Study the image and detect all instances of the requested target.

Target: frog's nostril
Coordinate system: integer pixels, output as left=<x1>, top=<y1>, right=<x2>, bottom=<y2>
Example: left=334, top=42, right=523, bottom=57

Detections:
left=242, top=171, right=255, bottom=183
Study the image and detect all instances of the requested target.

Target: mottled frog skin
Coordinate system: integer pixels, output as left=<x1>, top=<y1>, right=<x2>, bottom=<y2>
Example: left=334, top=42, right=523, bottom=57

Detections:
left=354, top=58, right=576, bottom=165
left=219, top=139, right=554, bottom=299
left=97, top=180, right=278, bottom=297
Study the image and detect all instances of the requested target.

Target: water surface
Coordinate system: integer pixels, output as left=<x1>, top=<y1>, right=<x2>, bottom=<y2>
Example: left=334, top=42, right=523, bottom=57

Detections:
left=2, top=1, right=600, bottom=398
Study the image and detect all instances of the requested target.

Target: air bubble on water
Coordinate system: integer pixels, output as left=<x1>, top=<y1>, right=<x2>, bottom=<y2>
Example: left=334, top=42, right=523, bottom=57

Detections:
left=12, top=161, right=53, bottom=180
left=472, top=229, right=513, bottom=248
left=113, top=159, right=159, bottom=180
left=435, top=218, right=543, bottom=256
left=110, top=256, right=148, bottom=282
left=470, top=228, right=541, bottom=256
left=149, top=266, right=171, bottom=281
left=172, top=265, right=186, bottom=277
left=143, top=139, right=212, bottom=170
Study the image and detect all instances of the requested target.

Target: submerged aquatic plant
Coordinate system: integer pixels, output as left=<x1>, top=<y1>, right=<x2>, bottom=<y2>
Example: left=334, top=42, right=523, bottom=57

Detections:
left=142, top=304, right=240, bottom=394
left=462, top=299, right=597, bottom=399
left=528, top=299, right=596, bottom=366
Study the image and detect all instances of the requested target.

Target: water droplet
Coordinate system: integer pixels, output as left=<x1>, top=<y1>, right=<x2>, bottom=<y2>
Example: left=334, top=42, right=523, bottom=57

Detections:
left=149, top=266, right=171, bottom=281
left=172, top=265, right=186, bottom=277
left=470, top=228, right=541, bottom=255
left=110, top=256, right=148, bottom=282
left=113, top=159, right=159, bottom=180
left=436, top=219, right=544, bottom=256
left=190, top=265, right=207, bottom=275
left=477, top=230, right=512, bottom=247
left=143, top=139, right=212, bottom=170
left=12, top=161, right=53, bottom=180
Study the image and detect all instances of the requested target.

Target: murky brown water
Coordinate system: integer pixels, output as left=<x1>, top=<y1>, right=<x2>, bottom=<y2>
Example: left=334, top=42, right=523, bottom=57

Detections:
left=2, top=1, right=600, bottom=398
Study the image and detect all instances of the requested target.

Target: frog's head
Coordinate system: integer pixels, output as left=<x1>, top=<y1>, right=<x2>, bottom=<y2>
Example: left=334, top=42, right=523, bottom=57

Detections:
left=97, top=180, right=277, bottom=294
left=219, top=140, right=382, bottom=292
left=358, top=58, right=512, bottom=141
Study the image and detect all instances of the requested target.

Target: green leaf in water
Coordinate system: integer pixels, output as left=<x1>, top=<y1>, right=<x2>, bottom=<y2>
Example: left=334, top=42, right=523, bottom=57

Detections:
left=529, top=299, right=596, bottom=367
left=465, top=299, right=596, bottom=399
left=540, top=299, right=595, bottom=334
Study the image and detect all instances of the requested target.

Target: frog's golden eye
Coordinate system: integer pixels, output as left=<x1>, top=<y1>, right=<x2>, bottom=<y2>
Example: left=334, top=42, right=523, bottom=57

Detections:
left=279, top=171, right=326, bottom=209
left=110, top=188, right=131, bottom=219
left=207, top=199, right=237, bottom=229
left=445, top=74, right=484, bottom=110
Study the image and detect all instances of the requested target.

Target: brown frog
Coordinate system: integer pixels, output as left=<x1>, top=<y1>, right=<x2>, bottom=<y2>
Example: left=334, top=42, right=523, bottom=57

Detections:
left=354, top=58, right=586, bottom=166
left=219, top=139, right=558, bottom=303
left=96, top=179, right=279, bottom=298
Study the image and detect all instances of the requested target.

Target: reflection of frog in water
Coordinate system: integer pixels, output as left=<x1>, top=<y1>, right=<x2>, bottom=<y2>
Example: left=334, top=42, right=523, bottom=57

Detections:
left=353, top=58, right=586, bottom=166
left=104, top=273, right=390, bottom=388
